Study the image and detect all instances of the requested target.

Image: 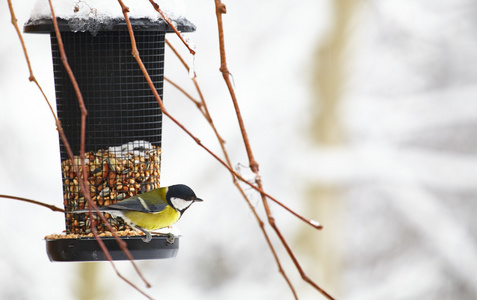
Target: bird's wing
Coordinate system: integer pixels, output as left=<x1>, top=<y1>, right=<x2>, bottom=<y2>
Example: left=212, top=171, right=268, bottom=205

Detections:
left=105, top=195, right=168, bottom=213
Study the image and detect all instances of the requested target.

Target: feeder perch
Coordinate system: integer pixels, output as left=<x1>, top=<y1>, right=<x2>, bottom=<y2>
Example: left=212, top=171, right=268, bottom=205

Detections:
left=24, top=3, right=195, bottom=261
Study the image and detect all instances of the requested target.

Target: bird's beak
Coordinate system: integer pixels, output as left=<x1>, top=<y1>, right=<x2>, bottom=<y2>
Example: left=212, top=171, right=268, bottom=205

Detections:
left=194, top=197, right=204, bottom=202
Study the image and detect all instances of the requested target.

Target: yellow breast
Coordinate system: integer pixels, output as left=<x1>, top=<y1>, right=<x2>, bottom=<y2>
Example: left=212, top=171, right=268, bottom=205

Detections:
left=123, top=206, right=180, bottom=230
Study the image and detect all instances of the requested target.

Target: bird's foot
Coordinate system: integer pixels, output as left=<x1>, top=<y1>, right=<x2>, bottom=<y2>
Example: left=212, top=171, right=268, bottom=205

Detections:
left=166, top=233, right=175, bottom=244
left=141, top=231, right=152, bottom=243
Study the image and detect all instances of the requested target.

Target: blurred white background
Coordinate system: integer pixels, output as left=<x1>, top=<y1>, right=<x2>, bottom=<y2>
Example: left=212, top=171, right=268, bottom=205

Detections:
left=1, top=0, right=477, bottom=299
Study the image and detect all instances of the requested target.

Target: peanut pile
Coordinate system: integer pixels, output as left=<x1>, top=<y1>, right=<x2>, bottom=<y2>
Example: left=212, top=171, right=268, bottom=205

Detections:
left=62, top=141, right=161, bottom=234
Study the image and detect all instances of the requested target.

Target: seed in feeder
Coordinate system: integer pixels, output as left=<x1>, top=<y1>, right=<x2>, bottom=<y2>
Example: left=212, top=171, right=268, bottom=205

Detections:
left=99, top=187, right=110, bottom=197
left=108, top=171, right=116, bottom=186
left=92, top=166, right=101, bottom=175
left=102, top=161, right=109, bottom=178
left=94, top=177, right=103, bottom=186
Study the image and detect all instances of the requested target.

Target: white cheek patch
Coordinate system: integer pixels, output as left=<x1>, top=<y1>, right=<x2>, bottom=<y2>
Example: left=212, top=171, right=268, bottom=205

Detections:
left=170, top=197, right=193, bottom=211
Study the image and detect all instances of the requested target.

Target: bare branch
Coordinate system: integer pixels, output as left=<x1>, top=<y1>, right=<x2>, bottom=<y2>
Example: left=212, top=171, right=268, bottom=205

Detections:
left=0, top=194, right=64, bottom=213
left=148, top=0, right=196, bottom=55
left=212, top=1, right=333, bottom=298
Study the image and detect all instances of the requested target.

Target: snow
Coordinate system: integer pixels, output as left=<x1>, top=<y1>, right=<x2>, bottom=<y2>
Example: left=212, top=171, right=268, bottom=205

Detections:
left=29, top=0, right=185, bottom=22
left=27, top=0, right=188, bottom=34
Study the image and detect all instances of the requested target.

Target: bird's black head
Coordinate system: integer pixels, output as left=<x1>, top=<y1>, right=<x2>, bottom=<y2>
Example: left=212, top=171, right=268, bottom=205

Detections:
left=166, top=184, right=203, bottom=213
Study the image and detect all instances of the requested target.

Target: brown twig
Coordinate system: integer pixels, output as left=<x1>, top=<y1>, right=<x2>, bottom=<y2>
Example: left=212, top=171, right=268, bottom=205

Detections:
left=213, top=0, right=259, bottom=174
left=212, top=1, right=298, bottom=297
left=212, top=1, right=333, bottom=299
left=7, top=0, right=57, bottom=124
left=0, top=194, right=64, bottom=213
left=148, top=0, right=196, bottom=55
left=164, top=76, right=202, bottom=109
left=91, top=224, right=154, bottom=300
left=47, top=0, right=152, bottom=292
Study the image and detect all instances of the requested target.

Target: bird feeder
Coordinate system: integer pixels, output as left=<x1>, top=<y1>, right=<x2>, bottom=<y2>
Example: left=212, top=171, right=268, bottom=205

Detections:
left=24, top=3, right=195, bottom=261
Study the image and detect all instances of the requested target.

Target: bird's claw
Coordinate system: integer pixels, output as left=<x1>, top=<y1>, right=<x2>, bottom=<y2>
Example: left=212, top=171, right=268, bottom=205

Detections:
left=166, top=233, right=175, bottom=244
left=141, top=231, right=152, bottom=243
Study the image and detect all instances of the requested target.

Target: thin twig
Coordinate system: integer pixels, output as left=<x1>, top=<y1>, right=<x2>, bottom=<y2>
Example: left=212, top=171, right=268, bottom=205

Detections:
left=212, top=1, right=333, bottom=299
left=212, top=1, right=298, bottom=297
left=47, top=0, right=152, bottom=291
left=7, top=0, right=57, bottom=124
left=213, top=0, right=259, bottom=174
left=164, top=77, right=202, bottom=109
left=148, top=0, right=196, bottom=55
left=90, top=224, right=154, bottom=300
left=0, top=194, right=64, bottom=213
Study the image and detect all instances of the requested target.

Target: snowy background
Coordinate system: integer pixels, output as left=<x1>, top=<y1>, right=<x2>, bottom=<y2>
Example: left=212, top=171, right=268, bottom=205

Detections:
left=1, top=0, right=477, bottom=299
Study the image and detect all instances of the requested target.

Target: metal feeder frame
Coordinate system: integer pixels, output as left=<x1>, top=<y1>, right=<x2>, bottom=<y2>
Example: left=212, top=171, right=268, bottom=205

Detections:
left=24, top=15, right=195, bottom=262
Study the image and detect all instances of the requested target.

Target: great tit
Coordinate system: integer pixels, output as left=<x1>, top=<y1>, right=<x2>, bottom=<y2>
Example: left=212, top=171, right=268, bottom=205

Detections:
left=73, top=184, right=203, bottom=242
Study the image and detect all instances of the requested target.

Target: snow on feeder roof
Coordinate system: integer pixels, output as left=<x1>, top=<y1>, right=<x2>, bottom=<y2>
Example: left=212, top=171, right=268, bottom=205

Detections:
left=24, top=0, right=196, bottom=35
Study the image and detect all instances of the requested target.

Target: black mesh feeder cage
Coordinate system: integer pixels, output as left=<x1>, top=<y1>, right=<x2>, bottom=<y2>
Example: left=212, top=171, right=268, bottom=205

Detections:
left=24, top=6, right=195, bottom=261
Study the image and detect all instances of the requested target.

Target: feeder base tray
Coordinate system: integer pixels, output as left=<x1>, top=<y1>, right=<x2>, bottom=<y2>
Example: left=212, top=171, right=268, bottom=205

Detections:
left=46, top=235, right=179, bottom=262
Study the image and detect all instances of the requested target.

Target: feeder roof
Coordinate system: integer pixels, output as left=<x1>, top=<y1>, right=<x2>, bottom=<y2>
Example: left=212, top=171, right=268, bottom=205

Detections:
left=24, top=0, right=196, bottom=34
